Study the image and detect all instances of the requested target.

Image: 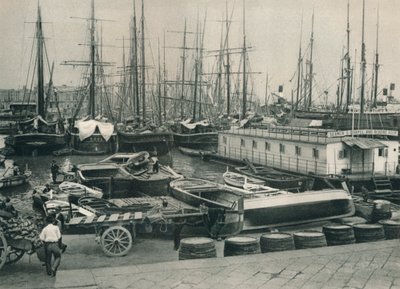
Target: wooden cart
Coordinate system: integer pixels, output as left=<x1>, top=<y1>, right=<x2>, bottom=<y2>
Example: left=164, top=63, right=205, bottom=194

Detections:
left=64, top=196, right=210, bottom=257
left=0, top=229, right=35, bottom=270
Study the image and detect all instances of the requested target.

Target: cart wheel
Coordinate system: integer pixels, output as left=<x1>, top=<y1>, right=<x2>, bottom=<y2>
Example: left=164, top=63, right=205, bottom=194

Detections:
left=0, top=233, right=7, bottom=270
left=101, top=226, right=132, bottom=257
left=5, top=247, right=25, bottom=264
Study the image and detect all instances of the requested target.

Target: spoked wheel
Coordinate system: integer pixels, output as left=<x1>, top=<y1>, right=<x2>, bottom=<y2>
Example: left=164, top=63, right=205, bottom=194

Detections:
left=100, top=226, right=132, bottom=257
left=0, top=233, right=7, bottom=270
left=5, top=247, right=25, bottom=264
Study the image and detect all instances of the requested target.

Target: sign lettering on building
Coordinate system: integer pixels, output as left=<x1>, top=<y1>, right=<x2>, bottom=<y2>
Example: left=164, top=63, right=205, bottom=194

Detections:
left=327, top=129, right=398, bottom=138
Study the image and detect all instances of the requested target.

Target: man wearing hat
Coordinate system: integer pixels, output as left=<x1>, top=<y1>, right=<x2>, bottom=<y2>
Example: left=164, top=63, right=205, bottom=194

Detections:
left=39, top=215, right=62, bottom=276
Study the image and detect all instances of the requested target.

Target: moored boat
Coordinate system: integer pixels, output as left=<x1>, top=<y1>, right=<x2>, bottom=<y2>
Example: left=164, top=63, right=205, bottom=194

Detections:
left=169, top=178, right=244, bottom=237
left=172, top=119, right=218, bottom=150
left=32, top=181, right=103, bottom=208
left=235, top=162, right=311, bottom=192
left=222, top=169, right=265, bottom=188
left=178, top=146, right=216, bottom=160
left=0, top=160, right=31, bottom=189
left=76, top=162, right=134, bottom=196
left=232, top=184, right=355, bottom=230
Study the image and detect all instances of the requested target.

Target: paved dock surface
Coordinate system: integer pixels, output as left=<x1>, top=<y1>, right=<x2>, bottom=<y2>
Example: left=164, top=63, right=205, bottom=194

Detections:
left=1, top=239, right=400, bottom=289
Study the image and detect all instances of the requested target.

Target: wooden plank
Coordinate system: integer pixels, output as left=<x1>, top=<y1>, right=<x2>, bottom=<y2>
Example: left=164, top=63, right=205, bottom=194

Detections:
left=109, top=214, right=120, bottom=222
left=97, top=215, right=107, bottom=223
left=84, top=215, right=95, bottom=224
left=68, top=217, right=84, bottom=225
left=122, top=212, right=131, bottom=221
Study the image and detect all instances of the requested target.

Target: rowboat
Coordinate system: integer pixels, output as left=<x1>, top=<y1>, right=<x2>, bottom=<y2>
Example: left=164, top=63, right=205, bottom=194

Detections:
left=169, top=178, right=244, bottom=237
left=232, top=184, right=355, bottom=230
left=0, top=162, right=31, bottom=189
left=178, top=146, right=216, bottom=159
left=222, top=169, right=265, bottom=188
left=235, top=163, right=310, bottom=192
left=32, top=181, right=103, bottom=208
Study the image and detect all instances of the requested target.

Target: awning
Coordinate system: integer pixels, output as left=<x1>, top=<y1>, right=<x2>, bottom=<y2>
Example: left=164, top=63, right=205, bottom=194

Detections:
left=343, top=138, right=387, bottom=150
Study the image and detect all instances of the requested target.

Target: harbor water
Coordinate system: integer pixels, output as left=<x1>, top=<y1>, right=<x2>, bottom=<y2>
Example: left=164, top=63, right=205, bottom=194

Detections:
left=0, top=135, right=227, bottom=215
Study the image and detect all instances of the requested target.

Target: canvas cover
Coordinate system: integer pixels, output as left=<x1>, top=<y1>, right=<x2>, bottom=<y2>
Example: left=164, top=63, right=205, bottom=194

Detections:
left=75, top=119, right=114, bottom=141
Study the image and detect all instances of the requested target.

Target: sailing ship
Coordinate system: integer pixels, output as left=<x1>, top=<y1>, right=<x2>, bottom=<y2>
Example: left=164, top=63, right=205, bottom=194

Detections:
left=66, top=0, right=117, bottom=155
left=6, top=5, right=66, bottom=155
left=116, top=0, right=173, bottom=156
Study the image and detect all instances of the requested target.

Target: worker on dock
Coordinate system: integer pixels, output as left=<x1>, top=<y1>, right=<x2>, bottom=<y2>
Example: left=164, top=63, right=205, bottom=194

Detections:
left=39, top=215, right=62, bottom=277
left=50, top=160, right=59, bottom=183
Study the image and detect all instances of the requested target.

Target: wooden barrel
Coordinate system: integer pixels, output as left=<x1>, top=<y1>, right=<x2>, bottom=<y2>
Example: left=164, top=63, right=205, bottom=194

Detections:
left=322, top=224, right=355, bottom=246
left=224, top=236, right=260, bottom=257
left=336, top=216, right=367, bottom=226
left=178, top=237, right=217, bottom=260
left=293, top=231, right=327, bottom=249
left=260, top=232, right=295, bottom=253
left=371, top=200, right=392, bottom=222
left=353, top=224, right=385, bottom=243
left=378, top=219, right=400, bottom=240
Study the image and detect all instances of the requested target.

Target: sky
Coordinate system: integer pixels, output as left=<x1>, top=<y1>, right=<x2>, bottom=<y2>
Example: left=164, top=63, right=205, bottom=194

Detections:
left=0, top=0, right=399, bottom=106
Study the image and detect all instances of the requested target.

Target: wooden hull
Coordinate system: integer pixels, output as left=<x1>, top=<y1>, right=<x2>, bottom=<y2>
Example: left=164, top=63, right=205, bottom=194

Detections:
left=77, top=163, right=134, bottom=197
left=0, top=171, right=31, bottom=189
left=173, top=132, right=218, bottom=149
left=117, top=131, right=173, bottom=156
left=222, top=171, right=265, bottom=188
left=235, top=166, right=310, bottom=192
left=169, top=178, right=244, bottom=237
left=242, top=189, right=355, bottom=230
left=128, top=165, right=183, bottom=196
left=6, top=133, right=65, bottom=155
left=71, top=133, right=117, bottom=155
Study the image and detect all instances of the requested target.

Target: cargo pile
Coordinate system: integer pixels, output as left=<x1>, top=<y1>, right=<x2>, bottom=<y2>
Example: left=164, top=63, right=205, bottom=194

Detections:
left=0, top=215, right=40, bottom=243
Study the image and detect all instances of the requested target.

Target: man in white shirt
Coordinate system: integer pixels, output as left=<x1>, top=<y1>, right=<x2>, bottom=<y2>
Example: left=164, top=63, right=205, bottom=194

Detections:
left=39, top=215, right=62, bottom=277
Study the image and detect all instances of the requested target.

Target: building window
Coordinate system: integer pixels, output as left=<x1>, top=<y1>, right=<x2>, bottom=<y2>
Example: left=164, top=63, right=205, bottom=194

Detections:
left=223, top=136, right=227, bottom=144
left=265, top=142, right=271, bottom=151
left=295, top=146, right=301, bottom=156
left=279, top=144, right=285, bottom=153
left=379, top=148, right=388, bottom=157
left=338, top=149, right=348, bottom=159
left=313, top=148, right=319, bottom=159
left=241, top=139, right=245, bottom=147
left=252, top=140, right=257, bottom=149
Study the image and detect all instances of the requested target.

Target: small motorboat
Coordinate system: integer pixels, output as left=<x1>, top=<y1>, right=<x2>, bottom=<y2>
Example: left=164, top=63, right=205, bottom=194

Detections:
left=222, top=169, right=265, bottom=188
left=169, top=178, right=244, bottom=237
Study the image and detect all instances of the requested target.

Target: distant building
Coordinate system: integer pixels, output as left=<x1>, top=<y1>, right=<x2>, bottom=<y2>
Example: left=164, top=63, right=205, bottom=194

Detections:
left=218, top=126, right=399, bottom=177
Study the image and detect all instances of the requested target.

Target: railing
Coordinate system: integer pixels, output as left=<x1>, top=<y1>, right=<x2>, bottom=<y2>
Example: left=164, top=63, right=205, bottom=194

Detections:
left=224, top=127, right=337, bottom=145
left=220, top=146, right=397, bottom=176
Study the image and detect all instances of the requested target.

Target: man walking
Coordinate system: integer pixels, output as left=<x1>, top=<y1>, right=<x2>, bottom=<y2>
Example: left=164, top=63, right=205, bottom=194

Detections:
left=39, top=215, right=62, bottom=277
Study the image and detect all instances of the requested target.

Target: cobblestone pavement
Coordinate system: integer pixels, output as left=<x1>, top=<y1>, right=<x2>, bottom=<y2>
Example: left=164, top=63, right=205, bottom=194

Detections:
left=1, top=239, right=400, bottom=289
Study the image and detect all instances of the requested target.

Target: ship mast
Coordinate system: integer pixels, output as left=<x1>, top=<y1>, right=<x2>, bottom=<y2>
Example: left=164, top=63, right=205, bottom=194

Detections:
left=131, top=0, right=140, bottom=120
left=180, top=19, right=187, bottom=119
left=36, top=5, right=45, bottom=117
left=140, top=0, right=146, bottom=124
left=226, top=1, right=231, bottom=116
left=307, top=12, right=314, bottom=111
left=345, top=0, right=351, bottom=111
left=241, top=0, right=247, bottom=118
left=373, top=8, right=379, bottom=108
left=360, top=0, right=366, bottom=115
left=296, top=15, right=303, bottom=111
left=88, top=0, right=96, bottom=118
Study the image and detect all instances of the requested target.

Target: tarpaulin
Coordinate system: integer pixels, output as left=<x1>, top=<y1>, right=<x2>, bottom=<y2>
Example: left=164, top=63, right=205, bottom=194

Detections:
left=75, top=119, right=115, bottom=141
